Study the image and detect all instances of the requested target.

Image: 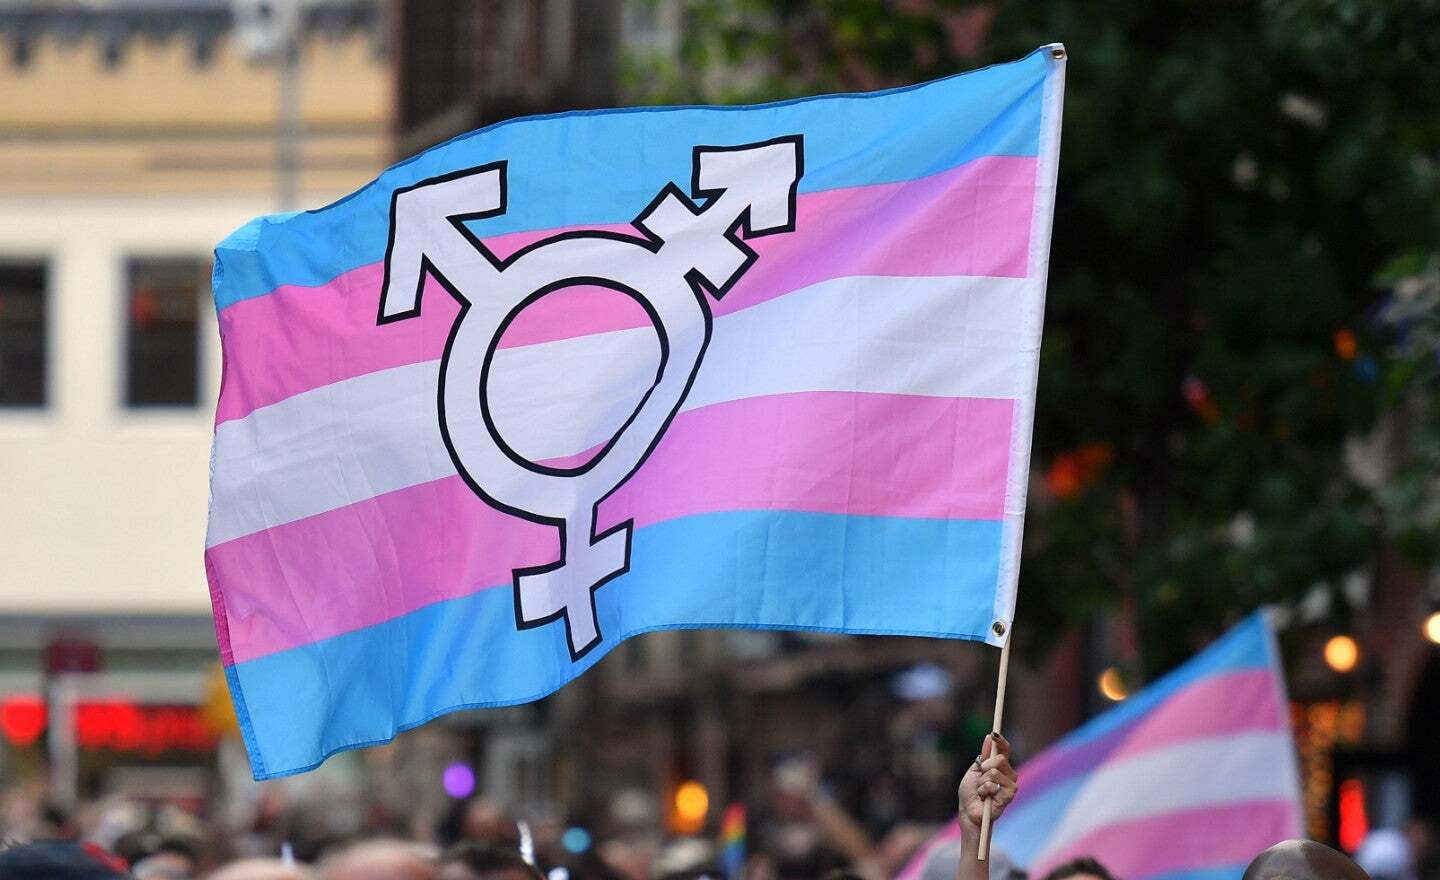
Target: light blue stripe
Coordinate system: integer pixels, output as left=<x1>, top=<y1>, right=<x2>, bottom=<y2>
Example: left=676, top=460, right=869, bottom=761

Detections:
left=229, top=510, right=1004, bottom=779
left=990, top=775, right=1086, bottom=866
left=213, top=48, right=1050, bottom=310
left=1146, top=866, right=1247, bottom=880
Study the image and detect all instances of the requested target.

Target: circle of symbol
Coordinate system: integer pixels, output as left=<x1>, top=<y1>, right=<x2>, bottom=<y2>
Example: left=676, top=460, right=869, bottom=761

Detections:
left=441, top=234, right=707, bottom=526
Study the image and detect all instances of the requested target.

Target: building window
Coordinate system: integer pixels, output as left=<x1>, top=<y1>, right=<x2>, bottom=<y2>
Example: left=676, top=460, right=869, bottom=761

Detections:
left=0, top=261, right=48, bottom=407
left=126, top=257, right=207, bottom=408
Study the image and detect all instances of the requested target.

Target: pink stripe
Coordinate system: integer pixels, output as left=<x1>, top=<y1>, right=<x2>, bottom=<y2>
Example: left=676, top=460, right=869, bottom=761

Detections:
left=1104, top=670, right=1285, bottom=762
left=1031, top=800, right=1301, bottom=880
left=214, top=155, right=1037, bottom=424
left=207, top=391, right=1013, bottom=663
left=206, top=554, right=236, bottom=667
left=501, top=282, right=654, bottom=349
left=1017, top=670, right=1286, bottom=800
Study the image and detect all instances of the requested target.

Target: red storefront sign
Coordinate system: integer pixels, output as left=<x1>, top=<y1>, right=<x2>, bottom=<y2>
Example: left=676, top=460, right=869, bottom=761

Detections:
left=0, top=697, right=217, bottom=754
left=0, top=697, right=46, bottom=747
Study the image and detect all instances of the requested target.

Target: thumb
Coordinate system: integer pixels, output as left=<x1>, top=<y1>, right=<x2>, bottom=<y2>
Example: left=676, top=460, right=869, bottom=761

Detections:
left=980, top=733, right=994, bottom=761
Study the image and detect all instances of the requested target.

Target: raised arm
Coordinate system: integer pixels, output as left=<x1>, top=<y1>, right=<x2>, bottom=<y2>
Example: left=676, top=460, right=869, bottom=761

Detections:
left=956, top=733, right=1019, bottom=880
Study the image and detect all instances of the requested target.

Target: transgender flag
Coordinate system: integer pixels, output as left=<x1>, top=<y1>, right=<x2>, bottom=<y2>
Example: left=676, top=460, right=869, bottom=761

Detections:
left=205, top=46, right=1065, bottom=778
left=899, top=611, right=1303, bottom=880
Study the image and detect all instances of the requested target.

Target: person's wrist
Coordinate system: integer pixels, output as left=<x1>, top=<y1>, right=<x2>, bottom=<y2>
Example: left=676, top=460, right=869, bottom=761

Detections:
left=959, top=815, right=981, bottom=853
left=959, top=808, right=981, bottom=835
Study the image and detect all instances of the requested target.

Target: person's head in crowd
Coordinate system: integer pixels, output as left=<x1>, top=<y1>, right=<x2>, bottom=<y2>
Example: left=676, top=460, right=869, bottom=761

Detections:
left=567, top=847, right=629, bottom=880
left=1038, top=857, right=1119, bottom=880
left=133, top=851, right=192, bottom=880
left=652, top=839, right=716, bottom=880
left=114, top=832, right=162, bottom=870
left=438, top=844, right=541, bottom=880
left=596, top=835, right=661, bottom=880
left=920, top=840, right=1022, bottom=880
left=1244, top=840, right=1371, bottom=880
left=132, top=838, right=200, bottom=880
left=0, top=840, right=133, bottom=879
left=206, top=859, right=313, bottom=880
left=442, top=800, right=520, bottom=850
left=655, top=871, right=721, bottom=880
left=317, top=840, right=436, bottom=880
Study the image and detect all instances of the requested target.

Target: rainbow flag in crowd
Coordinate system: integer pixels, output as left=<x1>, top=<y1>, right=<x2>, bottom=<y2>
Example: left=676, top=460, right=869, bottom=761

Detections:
left=720, top=803, right=746, bottom=880
left=205, top=46, right=1065, bottom=779
left=900, top=611, right=1304, bottom=880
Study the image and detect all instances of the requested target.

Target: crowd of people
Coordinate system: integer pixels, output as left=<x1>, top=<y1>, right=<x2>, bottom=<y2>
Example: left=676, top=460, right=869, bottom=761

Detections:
left=0, top=735, right=1425, bottom=880
left=0, top=834, right=1405, bottom=880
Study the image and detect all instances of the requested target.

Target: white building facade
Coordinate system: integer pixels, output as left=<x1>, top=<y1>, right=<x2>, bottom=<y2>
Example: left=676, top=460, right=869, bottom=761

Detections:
left=0, top=0, right=392, bottom=797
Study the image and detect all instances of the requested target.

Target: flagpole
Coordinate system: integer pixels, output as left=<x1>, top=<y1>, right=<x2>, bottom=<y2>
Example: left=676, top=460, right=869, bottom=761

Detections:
left=975, top=41, right=1062, bottom=866
left=977, top=629, right=1012, bottom=862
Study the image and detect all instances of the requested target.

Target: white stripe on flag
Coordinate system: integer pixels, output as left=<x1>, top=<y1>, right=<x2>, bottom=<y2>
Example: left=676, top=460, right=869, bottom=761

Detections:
left=1037, top=730, right=1300, bottom=862
left=207, top=273, right=1039, bottom=547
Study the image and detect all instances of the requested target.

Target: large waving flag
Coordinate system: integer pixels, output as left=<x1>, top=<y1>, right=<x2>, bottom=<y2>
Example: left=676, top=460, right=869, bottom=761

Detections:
left=206, top=46, right=1066, bottom=779
left=900, top=611, right=1303, bottom=880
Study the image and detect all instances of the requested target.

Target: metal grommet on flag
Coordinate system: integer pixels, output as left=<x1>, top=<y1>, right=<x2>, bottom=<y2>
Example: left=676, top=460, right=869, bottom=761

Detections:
left=992, top=620, right=1007, bottom=637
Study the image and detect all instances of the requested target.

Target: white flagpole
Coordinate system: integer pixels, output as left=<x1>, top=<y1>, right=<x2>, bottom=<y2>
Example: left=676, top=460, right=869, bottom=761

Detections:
left=977, top=41, right=1065, bottom=863
left=977, top=631, right=1013, bottom=862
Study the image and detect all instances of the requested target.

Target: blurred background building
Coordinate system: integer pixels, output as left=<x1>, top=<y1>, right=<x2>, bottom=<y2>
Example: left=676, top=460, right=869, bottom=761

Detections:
left=0, top=0, right=389, bottom=807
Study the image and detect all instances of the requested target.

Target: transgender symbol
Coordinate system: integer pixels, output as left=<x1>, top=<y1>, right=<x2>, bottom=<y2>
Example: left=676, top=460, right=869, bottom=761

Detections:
left=378, top=135, right=803, bottom=659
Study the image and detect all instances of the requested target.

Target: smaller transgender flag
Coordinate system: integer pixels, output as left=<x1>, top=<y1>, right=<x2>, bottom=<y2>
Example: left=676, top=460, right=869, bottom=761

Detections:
left=900, top=611, right=1303, bottom=880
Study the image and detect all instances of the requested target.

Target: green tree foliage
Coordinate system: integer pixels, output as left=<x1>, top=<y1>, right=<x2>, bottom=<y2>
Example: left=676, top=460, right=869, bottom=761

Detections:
left=1374, top=255, right=1440, bottom=569
left=623, top=0, right=1440, bottom=673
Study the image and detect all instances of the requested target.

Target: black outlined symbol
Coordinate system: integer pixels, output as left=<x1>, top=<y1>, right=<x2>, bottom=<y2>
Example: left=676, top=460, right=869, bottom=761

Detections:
left=379, top=136, right=803, bottom=658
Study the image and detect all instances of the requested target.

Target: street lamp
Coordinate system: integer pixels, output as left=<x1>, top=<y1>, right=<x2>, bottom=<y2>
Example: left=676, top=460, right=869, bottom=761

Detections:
left=232, top=0, right=304, bottom=210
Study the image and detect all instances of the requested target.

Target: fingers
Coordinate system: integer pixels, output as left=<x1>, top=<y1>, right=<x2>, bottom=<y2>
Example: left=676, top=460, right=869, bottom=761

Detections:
left=973, top=766, right=1019, bottom=800
left=964, top=733, right=1019, bottom=818
left=984, top=781, right=1016, bottom=811
left=977, top=733, right=1010, bottom=764
left=977, top=754, right=1017, bottom=781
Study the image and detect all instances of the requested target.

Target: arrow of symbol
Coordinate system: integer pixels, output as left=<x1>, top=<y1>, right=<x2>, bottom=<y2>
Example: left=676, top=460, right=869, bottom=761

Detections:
left=379, top=135, right=804, bottom=658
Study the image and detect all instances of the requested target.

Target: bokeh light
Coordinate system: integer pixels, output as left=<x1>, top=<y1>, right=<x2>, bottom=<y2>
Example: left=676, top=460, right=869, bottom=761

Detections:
left=442, top=762, right=476, bottom=799
left=1333, top=328, right=1358, bottom=360
left=1097, top=667, right=1128, bottom=702
left=672, top=780, right=709, bottom=832
left=1337, top=778, right=1369, bottom=852
left=1424, top=612, right=1440, bottom=646
left=1325, top=635, right=1359, bottom=673
left=562, top=826, right=592, bottom=854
